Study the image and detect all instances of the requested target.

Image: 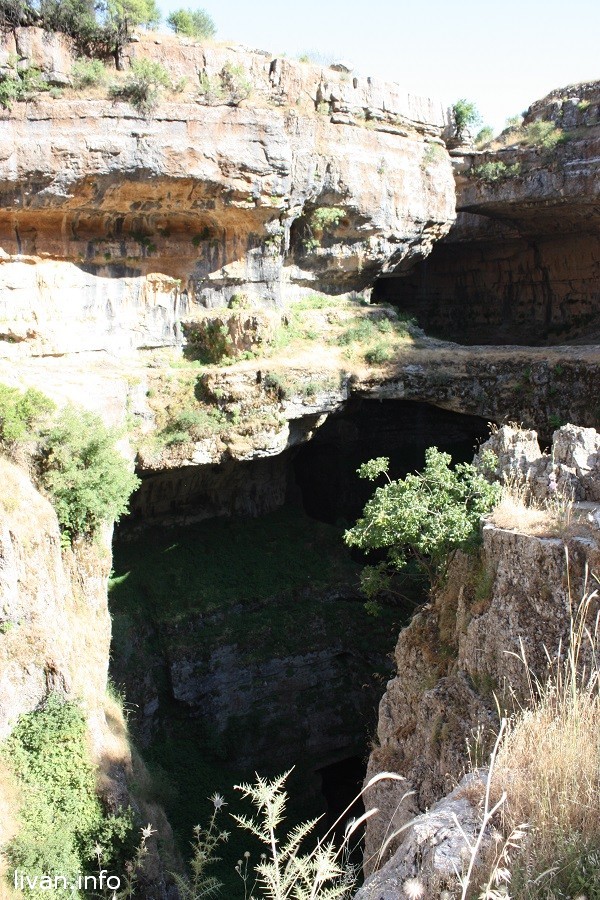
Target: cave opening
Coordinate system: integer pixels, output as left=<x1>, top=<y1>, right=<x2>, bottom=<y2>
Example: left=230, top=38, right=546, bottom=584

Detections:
left=291, top=398, right=492, bottom=525
left=319, top=755, right=366, bottom=843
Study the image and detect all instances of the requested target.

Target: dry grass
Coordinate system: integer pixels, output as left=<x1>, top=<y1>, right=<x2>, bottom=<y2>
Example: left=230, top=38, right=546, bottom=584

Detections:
left=484, top=574, right=600, bottom=898
left=489, top=474, right=574, bottom=537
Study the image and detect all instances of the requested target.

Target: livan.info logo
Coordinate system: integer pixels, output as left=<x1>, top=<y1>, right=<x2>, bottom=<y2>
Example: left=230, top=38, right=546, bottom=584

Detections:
left=13, top=870, right=122, bottom=893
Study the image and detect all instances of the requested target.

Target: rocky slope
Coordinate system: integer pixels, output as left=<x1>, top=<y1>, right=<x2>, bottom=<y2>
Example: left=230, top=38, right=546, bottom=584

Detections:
left=360, top=425, right=600, bottom=888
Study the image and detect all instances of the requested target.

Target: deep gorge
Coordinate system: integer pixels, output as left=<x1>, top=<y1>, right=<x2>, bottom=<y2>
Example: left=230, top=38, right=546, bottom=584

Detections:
left=0, top=22, right=599, bottom=900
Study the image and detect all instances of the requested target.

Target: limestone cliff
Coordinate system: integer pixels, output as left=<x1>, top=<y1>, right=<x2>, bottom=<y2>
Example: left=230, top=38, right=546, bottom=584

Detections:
left=376, top=81, right=600, bottom=345
left=0, top=457, right=111, bottom=749
left=0, top=30, right=454, bottom=356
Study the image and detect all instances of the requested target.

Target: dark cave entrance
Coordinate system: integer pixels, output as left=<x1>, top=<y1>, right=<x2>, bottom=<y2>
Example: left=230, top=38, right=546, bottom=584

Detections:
left=291, top=398, right=492, bottom=525
left=318, top=756, right=366, bottom=844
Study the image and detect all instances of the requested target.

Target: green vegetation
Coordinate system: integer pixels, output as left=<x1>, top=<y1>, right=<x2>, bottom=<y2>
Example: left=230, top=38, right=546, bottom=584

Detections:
left=0, top=0, right=160, bottom=59
left=522, top=119, right=568, bottom=150
left=451, top=98, right=481, bottom=141
left=0, top=383, right=139, bottom=542
left=302, top=207, right=345, bottom=250
left=182, top=319, right=234, bottom=364
left=159, top=404, right=226, bottom=445
left=198, top=62, right=252, bottom=106
left=166, top=6, right=216, bottom=38
left=0, top=66, right=51, bottom=109
left=505, top=114, right=523, bottom=129
left=474, top=125, right=494, bottom=147
left=471, top=160, right=522, bottom=183
left=71, top=57, right=107, bottom=89
left=422, top=142, right=445, bottom=166
left=109, top=57, right=171, bottom=114
left=345, top=447, right=500, bottom=600
left=38, top=406, right=140, bottom=541
left=337, top=312, right=414, bottom=363
left=0, top=384, right=55, bottom=443
left=1, top=694, right=135, bottom=898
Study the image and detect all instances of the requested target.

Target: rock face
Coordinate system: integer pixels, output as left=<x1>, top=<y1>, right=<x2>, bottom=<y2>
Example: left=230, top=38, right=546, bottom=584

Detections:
left=362, top=426, right=600, bottom=875
left=0, top=31, right=454, bottom=357
left=356, top=773, right=487, bottom=900
left=375, top=81, right=600, bottom=344
left=0, top=458, right=111, bottom=752
left=476, top=422, right=600, bottom=501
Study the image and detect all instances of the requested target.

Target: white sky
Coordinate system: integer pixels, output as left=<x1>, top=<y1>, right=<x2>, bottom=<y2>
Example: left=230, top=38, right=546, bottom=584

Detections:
left=156, top=0, right=600, bottom=133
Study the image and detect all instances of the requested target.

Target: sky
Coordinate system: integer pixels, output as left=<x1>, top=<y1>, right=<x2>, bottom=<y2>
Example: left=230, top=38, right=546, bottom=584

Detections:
left=155, top=0, right=600, bottom=133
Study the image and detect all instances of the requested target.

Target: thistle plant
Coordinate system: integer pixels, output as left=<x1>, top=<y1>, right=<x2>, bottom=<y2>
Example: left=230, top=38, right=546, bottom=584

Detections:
left=173, top=793, right=230, bottom=900
left=230, top=770, right=406, bottom=900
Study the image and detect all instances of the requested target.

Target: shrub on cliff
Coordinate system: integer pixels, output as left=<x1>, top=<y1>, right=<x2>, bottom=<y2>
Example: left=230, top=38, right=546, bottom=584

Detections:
left=2, top=694, right=135, bottom=897
left=167, top=7, right=216, bottom=39
left=0, top=385, right=55, bottom=444
left=451, top=98, right=481, bottom=141
left=345, top=447, right=500, bottom=602
left=38, top=405, right=140, bottom=541
left=109, top=57, right=171, bottom=113
left=71, top=56, right=107, bottom=89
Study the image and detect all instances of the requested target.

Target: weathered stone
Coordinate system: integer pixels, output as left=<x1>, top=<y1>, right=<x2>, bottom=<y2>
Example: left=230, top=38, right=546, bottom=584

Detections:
left=357, top=773, right=488, bottom=900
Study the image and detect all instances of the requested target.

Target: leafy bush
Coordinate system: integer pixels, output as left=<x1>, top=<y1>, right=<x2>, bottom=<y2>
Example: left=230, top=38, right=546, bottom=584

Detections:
left=310, top=206, right=344, bottom=231
left=364, top=341, right=394, bottom=364
left=471, top=160, right=521, bottom=183
left=166, top=7, right=216, bottom=38
left=0, top=385, right=55, bottom=444
left=182, top=319, right=234, bottom=364
left=107, top=0, right=161, bottom=28
left=160, top=406, right=224, bottom=445
left=71, top=57, right=107, bottom=89
left=474, top=125, right=494, bottom=147
left=0, top=67, right=51, bottom=109
left=197, top=62, right=251, bottom=106
left=1, top=694, right=135, bottom=898
left=38, top=405, right=140, bottom=540
left=109, top=57, right=170, bottom=114
left=38, top=0, right=100, bottom=43
left=523, top=120, right=567, bottom=150
left=451, top=98, right=481, bottom=140
left=345, top=447, right=500, bottom=598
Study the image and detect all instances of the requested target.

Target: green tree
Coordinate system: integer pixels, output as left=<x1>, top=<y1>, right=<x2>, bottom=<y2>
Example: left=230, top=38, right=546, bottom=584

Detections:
left=0, top=384, right=55, bottom=444
left=38, top=405, right=140, bottom=540
left=452, top=98, right=482, bottom=141
left=166, top=7, right=216, bottom=38
left=107, top=0, right=161, bottom=28
left=344, top=447, right=500, bottom=601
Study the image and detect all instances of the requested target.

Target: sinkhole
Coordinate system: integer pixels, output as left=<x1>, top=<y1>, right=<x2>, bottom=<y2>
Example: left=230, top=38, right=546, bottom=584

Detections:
left=109, top=398, right=492, bottom=882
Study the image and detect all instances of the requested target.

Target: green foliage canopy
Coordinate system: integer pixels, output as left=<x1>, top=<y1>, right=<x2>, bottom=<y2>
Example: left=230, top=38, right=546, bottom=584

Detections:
left=452, top=98, right=482, bottom=140
left=2, top=694, right=134, bottom=897
left=166, top=7, right=216, bottom=38
left=39, top=405, right=140, bottom=540
left=344, top=447, right=500, bottom=597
